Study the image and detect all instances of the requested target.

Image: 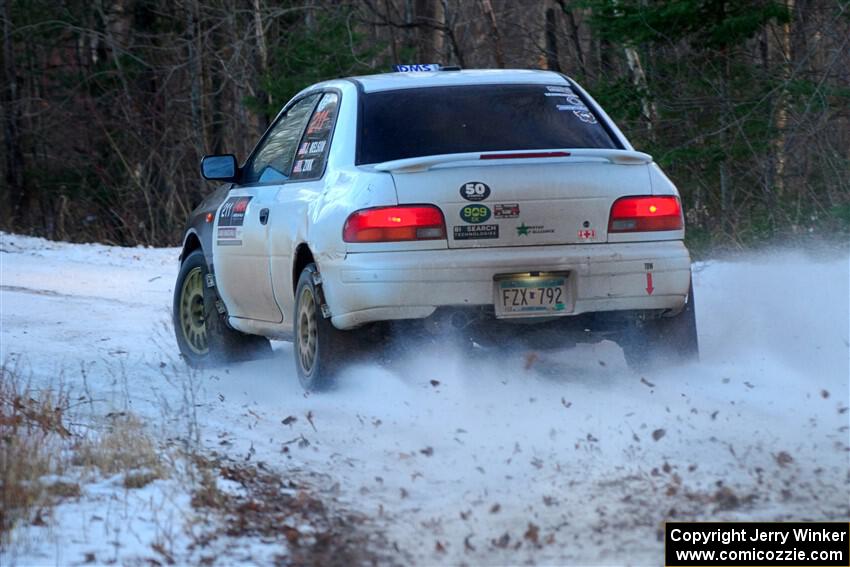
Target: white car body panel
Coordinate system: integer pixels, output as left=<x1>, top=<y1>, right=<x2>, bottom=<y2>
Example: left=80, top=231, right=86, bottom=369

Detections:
left=214, top=186, right=284, bottom=323
left=385, top=160, right=676, bottom=250
left=206, top=70, right=692, bottom=337
left=324, top=240, right=690, bottom=329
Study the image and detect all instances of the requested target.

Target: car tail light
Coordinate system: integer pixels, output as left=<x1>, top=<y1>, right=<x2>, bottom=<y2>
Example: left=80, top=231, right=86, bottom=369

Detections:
left=343, top=205, right=446, bottom=242
left=608, top=196, right=683, bottom=233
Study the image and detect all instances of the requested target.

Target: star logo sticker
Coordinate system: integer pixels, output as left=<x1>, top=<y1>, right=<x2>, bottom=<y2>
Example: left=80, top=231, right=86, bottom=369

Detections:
left=516, top=222, right=530, bottom=236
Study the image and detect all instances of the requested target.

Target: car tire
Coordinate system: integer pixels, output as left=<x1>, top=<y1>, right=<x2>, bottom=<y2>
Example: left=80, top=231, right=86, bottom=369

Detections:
left=173, top=249, right=271, bottom=367
left=293, top=264, right=356, bottom=391
left=620, top=277, right=699, bottom=371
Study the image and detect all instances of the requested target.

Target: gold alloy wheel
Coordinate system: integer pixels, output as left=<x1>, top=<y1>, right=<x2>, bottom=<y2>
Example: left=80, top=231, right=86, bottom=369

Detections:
left=179, top=267, right=209, bottom=355
left=298, top=287, right=318, bottom=374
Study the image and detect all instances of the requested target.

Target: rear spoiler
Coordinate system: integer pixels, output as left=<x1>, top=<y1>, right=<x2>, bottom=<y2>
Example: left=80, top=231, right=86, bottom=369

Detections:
left=373, top=148, right=653, bottom=173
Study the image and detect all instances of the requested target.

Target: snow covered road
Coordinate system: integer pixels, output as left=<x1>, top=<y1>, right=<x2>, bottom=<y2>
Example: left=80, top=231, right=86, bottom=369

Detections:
left=2, top=233, right=848, bottom=565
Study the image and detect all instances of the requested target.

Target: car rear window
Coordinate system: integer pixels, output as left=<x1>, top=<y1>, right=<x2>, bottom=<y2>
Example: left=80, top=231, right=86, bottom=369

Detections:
left=357, top=84, right=619, bottom=165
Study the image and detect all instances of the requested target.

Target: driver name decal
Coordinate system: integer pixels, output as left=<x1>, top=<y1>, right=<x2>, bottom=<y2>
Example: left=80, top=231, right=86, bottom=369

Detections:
left=217, top=196, right=253, bottom=246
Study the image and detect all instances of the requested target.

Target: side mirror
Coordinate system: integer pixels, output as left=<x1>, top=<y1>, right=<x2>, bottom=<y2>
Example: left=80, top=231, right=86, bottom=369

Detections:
left=201, top=154, right=238, bottom=182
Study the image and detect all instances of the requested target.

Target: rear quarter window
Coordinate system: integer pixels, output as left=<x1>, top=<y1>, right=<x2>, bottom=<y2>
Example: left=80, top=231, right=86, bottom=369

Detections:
left=357, top=84, right=619, bottom=165
left=291, top=92, right=340, bottom=181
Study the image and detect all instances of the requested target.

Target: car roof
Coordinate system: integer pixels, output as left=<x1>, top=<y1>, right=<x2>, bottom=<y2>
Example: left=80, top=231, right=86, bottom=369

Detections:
left=349, top=68, right=569, bottom=93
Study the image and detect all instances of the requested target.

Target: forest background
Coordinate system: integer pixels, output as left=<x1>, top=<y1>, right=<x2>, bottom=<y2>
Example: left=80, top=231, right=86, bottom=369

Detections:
left=2, top=0, right=848, bottom=254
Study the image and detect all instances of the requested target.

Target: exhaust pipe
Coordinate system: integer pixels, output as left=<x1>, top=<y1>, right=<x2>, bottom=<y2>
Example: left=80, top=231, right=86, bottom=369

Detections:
left=423, top=310, right=473, bottom=335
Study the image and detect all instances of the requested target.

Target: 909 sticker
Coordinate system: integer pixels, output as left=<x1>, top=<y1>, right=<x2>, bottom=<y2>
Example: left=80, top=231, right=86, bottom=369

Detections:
left=460, top=204, right=491, bottom=224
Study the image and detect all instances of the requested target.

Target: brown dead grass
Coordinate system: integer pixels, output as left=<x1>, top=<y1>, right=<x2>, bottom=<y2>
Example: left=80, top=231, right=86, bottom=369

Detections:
left=73, top=413, right=163, bottom=479
left=2, top=364, right=393, bottom=564
left=1, top=363, right=166, bottom=543
left=0, top=365, right=71, bottom=538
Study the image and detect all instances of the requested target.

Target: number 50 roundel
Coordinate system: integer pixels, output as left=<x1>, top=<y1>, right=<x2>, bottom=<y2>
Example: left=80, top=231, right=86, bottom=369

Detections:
left=459, top=181, right=491, bottom=202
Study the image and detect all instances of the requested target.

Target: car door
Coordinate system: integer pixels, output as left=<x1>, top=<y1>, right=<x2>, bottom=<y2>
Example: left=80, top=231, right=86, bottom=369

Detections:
left=213, top=94, right=320, bottom=322
left=268, top=92, right=342, bottom=330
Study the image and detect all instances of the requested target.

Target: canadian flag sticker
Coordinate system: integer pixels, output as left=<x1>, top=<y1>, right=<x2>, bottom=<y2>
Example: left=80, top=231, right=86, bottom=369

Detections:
left=578, top=229, right=596, bottom=240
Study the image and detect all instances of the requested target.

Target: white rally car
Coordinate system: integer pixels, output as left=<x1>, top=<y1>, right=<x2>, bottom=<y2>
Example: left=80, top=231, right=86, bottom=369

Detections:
left=173, top=68, right=698, bottom=390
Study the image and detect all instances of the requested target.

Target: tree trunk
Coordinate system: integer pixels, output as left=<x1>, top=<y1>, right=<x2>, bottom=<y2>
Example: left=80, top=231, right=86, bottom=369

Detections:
left=414, top=0, right=441, bottom=64
left=186, top=0, right=205, bottom=154
left=253, top=0, right=270, bottom=129
left=760, top=24, right=778, bottom=229
left=556, top=0, right=586, bottom=77
left=2, top=0, right=27, bottom=226
left=440, top=0, right=465, bottom=68
left=624, top=46, right=657, bottom=138
left=544, top=7, right=561, bottom=72
left=719, top=48, right=733, bottom=237
left=209, top=9, right=225, bottom=156
left=384, top=0, right=400, bottom=63
left=478, top=0, right=505, bottom=68
left=773, top=0, right=794, bottom=200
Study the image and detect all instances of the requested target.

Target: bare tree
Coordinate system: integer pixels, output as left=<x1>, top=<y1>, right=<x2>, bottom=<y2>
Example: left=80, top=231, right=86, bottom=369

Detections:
left=2, top=0, right=27, bottom=223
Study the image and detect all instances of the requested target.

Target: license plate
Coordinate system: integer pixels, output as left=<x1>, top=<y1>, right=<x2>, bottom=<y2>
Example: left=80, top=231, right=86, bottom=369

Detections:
left=494, top=274, right=569, bottom=318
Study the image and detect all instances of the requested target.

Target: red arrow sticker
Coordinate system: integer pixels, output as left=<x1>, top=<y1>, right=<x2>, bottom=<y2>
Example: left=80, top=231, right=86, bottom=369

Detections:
left=646, top=272, right=654, bottom=295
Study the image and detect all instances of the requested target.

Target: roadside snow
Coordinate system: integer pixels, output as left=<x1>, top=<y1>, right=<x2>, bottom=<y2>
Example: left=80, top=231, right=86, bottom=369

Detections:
left=6, top=474, right=194, bottom=566
left=2, top=232, right=848, bottom=565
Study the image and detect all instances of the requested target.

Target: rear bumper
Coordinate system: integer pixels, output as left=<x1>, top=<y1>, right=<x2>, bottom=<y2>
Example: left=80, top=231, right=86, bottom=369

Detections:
left=321, top=240, right=692, bottom=330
